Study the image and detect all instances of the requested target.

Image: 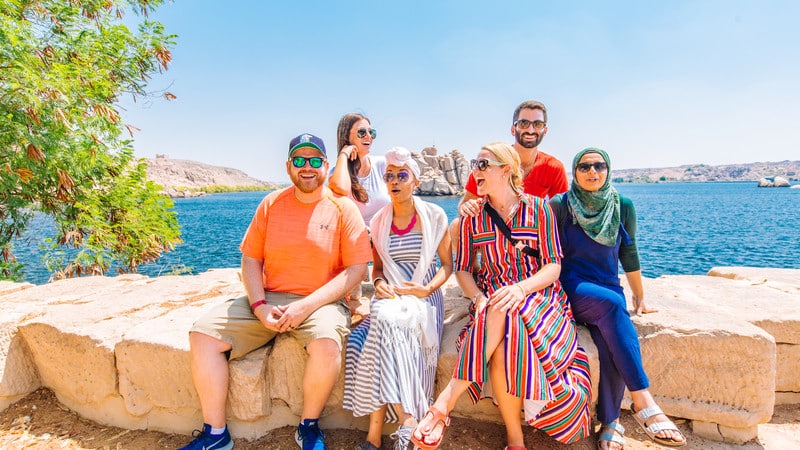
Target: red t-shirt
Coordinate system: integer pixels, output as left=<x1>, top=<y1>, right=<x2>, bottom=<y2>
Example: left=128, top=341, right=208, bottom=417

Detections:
left=466, top=150, right=568, bottom=199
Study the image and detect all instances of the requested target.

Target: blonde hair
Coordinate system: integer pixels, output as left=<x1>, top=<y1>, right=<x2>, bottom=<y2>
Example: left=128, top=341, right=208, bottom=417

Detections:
left=481, top=142, right=522, bottom=194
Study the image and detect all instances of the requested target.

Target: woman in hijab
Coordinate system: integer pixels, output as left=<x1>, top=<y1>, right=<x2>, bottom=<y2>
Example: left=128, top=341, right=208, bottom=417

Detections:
left=549, top=148, right=685, bottom=449
left=343, top=147, right=452, bottom=450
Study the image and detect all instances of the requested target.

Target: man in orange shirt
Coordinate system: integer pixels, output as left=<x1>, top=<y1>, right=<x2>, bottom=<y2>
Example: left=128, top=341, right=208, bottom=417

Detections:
left=180, top=133, right=371, bottom=450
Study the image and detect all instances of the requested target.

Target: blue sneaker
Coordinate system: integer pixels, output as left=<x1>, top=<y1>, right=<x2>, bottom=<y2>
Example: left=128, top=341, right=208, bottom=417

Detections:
left=178, top=423, right=233, bottom=450
left=295, top=418, right=327, bottom=450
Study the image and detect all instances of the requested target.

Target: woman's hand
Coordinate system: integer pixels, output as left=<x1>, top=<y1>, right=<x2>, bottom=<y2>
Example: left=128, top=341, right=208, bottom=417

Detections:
left=632, top=295, right=658, bottom=315
left=339, top=145, right=358, bottom=161
left=489, top=283, right=527, bottom=312
left=373, top=279, right=396, bottom=299
left=394, top=281, right=431, bottom=298
left=459, top=198, right=482, bottom=217
left=474, top=293, right=489, bottom=313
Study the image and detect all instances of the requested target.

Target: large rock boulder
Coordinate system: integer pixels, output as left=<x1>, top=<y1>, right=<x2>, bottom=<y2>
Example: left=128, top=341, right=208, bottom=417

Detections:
left=1, top=267, right=799, bottom=444
left=618, top=268, right=800, bottom=443
left=774, top=176, right=791, bottom=187
left=413, top=147, right=470, bottom=196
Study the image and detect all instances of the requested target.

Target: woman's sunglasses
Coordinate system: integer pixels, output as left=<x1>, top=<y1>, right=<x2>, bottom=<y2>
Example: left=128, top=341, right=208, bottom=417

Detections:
left=356, top=128, right=377, bottom=139
left=470, top=158, right=505, bottom=171
left=383, top=171, right=411, bottom=183
left=575, top=162, right=608, bottom=173
left=291, top=156, right=325, bottom=168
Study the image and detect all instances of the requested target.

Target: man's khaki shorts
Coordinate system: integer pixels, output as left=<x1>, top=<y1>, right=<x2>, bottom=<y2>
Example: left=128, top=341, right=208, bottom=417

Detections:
left=190, top=292, right=351, bottom=360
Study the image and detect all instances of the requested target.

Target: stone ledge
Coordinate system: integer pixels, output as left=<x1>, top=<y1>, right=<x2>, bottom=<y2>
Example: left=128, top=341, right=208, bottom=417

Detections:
left=1, top=267, right=798, bottom=444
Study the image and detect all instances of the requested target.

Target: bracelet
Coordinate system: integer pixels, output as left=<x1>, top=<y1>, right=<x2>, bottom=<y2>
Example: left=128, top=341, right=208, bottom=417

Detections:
left=516, top=284, right=526, bottom=298
left=250, top=299, right=267, bottom=312
left=372, top=277, right=385, bottom=288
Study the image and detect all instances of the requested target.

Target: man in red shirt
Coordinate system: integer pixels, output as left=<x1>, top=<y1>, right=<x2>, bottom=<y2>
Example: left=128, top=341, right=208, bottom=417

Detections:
left=452, top=101, right=568, bottom=249
left=460, top=100, right=567, bottom=210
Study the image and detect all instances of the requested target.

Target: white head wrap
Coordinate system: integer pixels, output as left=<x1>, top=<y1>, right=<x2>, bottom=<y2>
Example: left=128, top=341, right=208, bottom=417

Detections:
left=384, top=146, right=421, bottom=180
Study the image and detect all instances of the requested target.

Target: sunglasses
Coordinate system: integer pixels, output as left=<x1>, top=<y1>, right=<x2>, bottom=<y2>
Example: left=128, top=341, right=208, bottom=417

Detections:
left=290, top=156, right=325, bottom=169
left=513, top=119, right=546, bottom=131
left=470, top=158, right=505, bottom=171
left=356, top=128, right=377, bottom=139
left=576, top=162, right=608, bottom=173
left=383, top=170, right=411, bottom=183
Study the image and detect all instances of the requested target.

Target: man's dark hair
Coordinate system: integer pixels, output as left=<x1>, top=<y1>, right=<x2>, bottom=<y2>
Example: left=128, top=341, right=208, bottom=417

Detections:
left=513, top=100, right=548, bottom=124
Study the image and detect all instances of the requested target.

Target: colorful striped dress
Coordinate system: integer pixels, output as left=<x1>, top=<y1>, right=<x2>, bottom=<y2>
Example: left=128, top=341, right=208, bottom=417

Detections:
left=453, top=194, right=592, bottom=444
left=343, top=231, right=444, bottom=421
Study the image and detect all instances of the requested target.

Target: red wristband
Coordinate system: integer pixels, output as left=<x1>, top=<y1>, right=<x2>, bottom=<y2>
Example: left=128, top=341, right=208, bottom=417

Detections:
left=250, top=300, right=267, bottom=312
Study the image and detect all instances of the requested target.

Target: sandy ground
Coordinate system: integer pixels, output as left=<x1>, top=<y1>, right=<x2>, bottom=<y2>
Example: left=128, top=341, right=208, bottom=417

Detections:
left=1, top=388, right=799, bottom=449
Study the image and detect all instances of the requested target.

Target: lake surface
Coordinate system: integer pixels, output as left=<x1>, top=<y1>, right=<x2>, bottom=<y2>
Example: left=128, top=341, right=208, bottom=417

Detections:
left=11, top=182, right=800, bottom=284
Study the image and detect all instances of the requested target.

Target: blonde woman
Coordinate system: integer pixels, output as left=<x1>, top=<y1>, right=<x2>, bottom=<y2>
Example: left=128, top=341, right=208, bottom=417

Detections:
left=412, top=142, right=592, bottom=450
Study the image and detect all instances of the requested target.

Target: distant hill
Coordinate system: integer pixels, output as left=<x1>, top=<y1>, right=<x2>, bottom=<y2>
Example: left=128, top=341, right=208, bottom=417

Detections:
left=612, top=160, right=800, bottom=183
left=144, top=155, right=282, bottom=196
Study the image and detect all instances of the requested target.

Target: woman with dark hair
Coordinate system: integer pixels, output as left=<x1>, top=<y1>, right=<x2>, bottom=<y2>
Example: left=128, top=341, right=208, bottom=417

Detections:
left=549, top=148, right=685, bottom=449
left=411, top=142, right=592, bottom=450
left=329, top=113, right=390, bottom=224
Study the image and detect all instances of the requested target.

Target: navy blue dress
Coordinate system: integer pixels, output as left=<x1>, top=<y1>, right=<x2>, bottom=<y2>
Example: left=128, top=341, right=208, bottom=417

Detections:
left=550, top=193, right=648, bottom=424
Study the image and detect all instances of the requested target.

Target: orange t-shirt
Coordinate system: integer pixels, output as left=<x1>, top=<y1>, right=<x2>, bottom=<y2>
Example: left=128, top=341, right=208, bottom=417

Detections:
left=239, top=187, right=372, bottom=296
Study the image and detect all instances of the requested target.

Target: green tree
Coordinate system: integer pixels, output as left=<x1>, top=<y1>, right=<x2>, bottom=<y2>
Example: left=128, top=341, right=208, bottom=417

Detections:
left=1, top=0, right=181, bottom=281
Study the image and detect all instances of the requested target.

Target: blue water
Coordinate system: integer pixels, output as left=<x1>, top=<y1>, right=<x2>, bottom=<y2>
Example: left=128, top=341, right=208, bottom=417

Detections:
left=11, top=183, right=800, bottom=284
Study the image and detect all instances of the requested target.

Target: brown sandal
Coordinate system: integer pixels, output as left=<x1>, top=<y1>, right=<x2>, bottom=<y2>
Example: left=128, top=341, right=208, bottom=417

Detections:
left=410, top=406, right=450, bottom=450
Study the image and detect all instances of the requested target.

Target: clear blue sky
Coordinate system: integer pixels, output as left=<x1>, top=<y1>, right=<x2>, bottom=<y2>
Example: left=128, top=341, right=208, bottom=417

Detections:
left=121, top=1, right=800, bottom=183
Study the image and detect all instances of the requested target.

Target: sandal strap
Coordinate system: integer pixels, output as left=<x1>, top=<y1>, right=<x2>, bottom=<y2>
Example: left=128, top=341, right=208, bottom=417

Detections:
left=426, top=406, right=451, bottom=427
left=633, top=404, right=664, bottom=422
left=599, top=431, right=625, bottom=445
left=604, top=421, right=625, bottom=435
left=643, top=420, right=680, bottom=434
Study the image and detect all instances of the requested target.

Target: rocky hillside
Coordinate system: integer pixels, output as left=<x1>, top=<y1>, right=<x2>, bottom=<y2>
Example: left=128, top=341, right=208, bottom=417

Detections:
left=143, top=149, right=472, bottom=197
left=144, top=155, right=282, bottom=197
left=145, top=154, right=799, bottom=197
left=612, top=160, right=800, bottom=183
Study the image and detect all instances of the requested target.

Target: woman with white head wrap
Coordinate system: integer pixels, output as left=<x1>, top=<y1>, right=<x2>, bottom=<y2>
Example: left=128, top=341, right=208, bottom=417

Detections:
left=343, top=147, right=452, bottom=450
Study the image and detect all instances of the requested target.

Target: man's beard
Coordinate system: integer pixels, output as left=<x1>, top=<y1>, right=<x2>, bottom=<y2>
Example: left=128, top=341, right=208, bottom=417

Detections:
left=290, top=171, right=326, bottom=193
left=516, top=131, right=542, bottom=149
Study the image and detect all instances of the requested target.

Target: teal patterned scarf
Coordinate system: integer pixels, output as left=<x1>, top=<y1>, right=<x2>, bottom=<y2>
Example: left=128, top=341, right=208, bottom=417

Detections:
left=566, top=147, right=620, bottom=247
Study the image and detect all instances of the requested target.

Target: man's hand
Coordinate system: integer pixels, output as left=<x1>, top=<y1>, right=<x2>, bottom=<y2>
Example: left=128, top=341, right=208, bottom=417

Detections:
left=459, top=198, right=483, bottom=217
left=276, top=301, right=312, bottom=332
left=256, top=304, right=285, bottom=332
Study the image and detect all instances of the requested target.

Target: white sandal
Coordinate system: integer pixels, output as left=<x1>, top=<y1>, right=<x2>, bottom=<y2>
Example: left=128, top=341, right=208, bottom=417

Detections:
left=631, top=403, right=686, bottom=447
left=597, top=421, right=625, bottom=449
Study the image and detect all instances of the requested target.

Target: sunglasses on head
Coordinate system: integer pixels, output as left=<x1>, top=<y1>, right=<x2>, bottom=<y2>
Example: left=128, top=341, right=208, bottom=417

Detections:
left=513, top=119, right=546, bottom=131
left=356, top=128, right=377, bottom=139
left=290, top=156, right=325, bottom=168
left=383, top=170, right=411, bottom=183
left=576, top=162, right=608, bottom=173
left=470, top=158, right=505, bottom=171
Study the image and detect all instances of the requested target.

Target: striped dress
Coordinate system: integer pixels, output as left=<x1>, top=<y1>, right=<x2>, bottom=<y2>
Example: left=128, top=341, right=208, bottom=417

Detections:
left=343, top=231, right=444, bottom=421
left=453, top=194, right=592, bottom=444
